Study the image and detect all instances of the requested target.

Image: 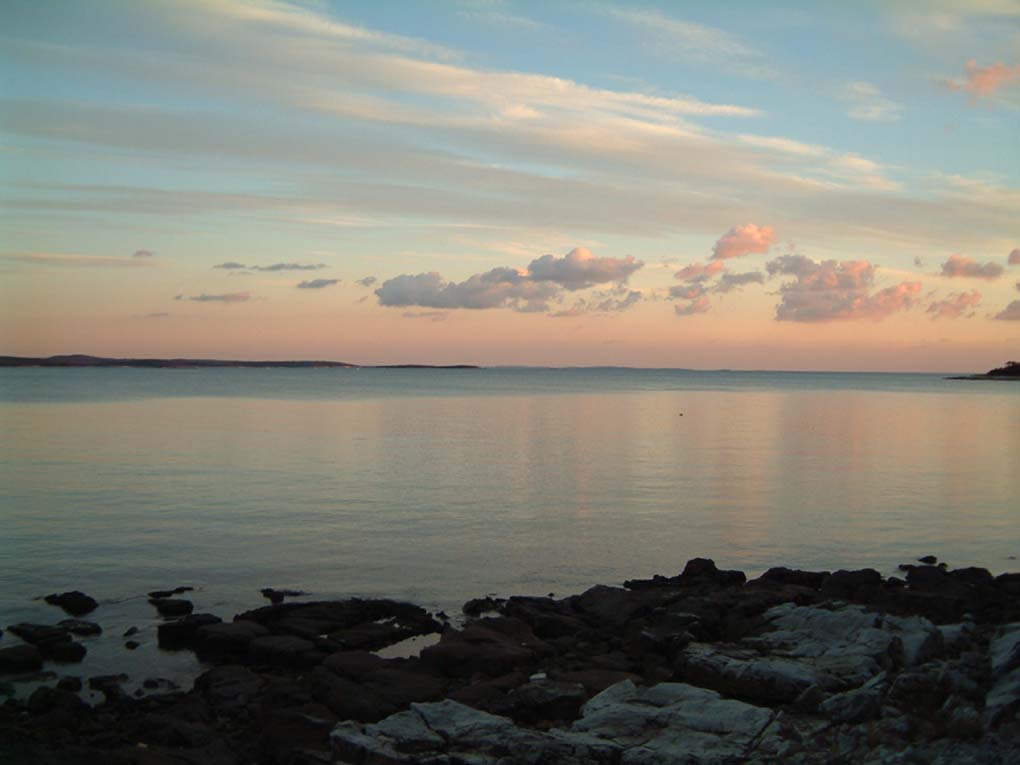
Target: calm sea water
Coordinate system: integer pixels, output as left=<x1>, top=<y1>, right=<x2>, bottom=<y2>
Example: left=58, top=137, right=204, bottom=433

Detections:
left=1, top=367, right=1018, bottom=691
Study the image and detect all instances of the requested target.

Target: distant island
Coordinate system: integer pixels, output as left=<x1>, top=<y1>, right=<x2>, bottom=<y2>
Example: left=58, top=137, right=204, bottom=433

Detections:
left=0, top=354, right=479, bottom=370
left=947, top=360, right=1020, bottom=380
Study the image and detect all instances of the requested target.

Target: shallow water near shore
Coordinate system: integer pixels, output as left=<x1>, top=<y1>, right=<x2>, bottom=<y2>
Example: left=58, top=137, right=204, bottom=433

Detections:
left=1, top=367, right=1019, bottom=690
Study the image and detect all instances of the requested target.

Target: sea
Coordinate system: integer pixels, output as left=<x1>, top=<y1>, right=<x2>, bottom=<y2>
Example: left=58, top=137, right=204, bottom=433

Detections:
left=1, top=367, right=1018, bottom=693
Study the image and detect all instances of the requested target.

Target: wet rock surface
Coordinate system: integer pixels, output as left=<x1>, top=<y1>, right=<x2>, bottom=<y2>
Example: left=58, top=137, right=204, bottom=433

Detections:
left=3, top=559, right=1020, bottom=764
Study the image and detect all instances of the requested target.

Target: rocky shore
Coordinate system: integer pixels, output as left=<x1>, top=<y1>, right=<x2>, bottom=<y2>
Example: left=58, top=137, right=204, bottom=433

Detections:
left=2, top=558, right=1019, bottom=764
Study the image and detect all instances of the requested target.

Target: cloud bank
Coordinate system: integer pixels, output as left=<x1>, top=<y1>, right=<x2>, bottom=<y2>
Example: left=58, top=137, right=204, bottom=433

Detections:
left=927, top=290, right=982, bottom=319
left=375, top=248, right=643, bottom=312
left=940, top=254, right=1004, bottom=280
left=767, top=254, right=920, bottom=322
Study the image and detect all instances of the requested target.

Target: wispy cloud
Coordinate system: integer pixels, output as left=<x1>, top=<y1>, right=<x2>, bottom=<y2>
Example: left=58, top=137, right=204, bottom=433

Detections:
left=133, top=249, right=155, bottom=258
left=3, top=252, right=157, bottom=267
left=356, top=276, right=378, bottom=288
left=1008, top=248, right=1020, bottom=265
left=214, top=261, right=326, bottom=271
left=180, top=292, right=251, bottom=303
left=605, top=6, right=775, bottom=78
left=844, top=81, right=903, bottom=122
left=296, top=278, right=339, bottom=289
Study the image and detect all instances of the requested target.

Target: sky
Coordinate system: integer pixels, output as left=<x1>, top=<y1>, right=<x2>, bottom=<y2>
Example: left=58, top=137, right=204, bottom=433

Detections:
left=2, top=0, right=1019, bottom=371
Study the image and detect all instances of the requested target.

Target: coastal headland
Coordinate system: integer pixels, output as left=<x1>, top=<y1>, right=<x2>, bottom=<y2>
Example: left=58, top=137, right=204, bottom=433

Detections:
left=2, top=558, right=1020, bottom=763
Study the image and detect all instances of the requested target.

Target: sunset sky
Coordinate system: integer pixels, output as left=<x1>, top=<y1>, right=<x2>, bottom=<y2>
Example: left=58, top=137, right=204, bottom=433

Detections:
left=2, top=0, right=1019, bottom=371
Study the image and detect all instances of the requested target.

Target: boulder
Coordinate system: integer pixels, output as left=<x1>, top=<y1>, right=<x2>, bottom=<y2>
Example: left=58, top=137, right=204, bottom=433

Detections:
left=820, top=569, right=883, bottom=601
left=49, top=640, right=87, bottom=663
left=6, top=623, right=71, bottom=647
left=44, top=591, right=98, bottom=616
left=157, top=613, right=222, bottom=648
left=0, top=644, right=43, bottom=673
left=195, top=620, right=270, bottom=657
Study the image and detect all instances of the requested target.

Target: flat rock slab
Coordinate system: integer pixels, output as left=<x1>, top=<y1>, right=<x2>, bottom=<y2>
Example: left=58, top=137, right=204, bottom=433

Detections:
left=331, top=680, right=775, bottom=764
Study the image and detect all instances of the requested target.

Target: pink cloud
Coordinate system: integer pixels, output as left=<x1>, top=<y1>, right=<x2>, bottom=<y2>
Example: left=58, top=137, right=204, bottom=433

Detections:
left=711, top=224, right=776, bottom=260
left=767, top=254, right=920, bottom=322
left=674, top=296, right=711, bottom=316
left=940, top=254, right=1004, bottom=280
left=945, top=60, right=1020, bottom=98
left=1009, top=248, right=1020, bottom=265
left=994, top=300, right=1020, bottom=321
left=927, top=290, right=982, bottom=319
left=674, top=260, right=725, bottom=282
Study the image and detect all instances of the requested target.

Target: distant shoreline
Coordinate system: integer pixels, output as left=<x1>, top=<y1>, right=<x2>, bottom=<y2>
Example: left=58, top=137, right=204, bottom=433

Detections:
left=0, top=355, right=480, bottom=370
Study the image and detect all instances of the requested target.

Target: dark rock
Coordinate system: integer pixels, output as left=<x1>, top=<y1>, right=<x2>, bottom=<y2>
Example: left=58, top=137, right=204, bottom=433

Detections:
left=148, top=586, right=194, bottom=599
left=755, top=567, right=830, bottom=590
left=57, top=619, right=102, bottom=636
left=996, top=573, right=1020, bottom=596
left=261, top=587, right=304, bottom=604
left=248, top=635, right=324, bottom=669
left=420, top=618, right=551, bottom=678
left=89, top=673, right=128, bottom=700
left=555, top=669, right=643, bottom=695
left=27, top=686, right=87, bottom=726
left=150, top=598, right=194, bottom=617
left=918, top=556, right=938, bottom=565
left=311, top=665, right=396, bottom=722
left=195, top=664, right=265, bottom=715
left=195, top=620, right=270, bottom=658
left=57, top=675, right=82, bottom=692
left=236, top=599, right=442, bottom=645
left=360, top=666, right=447, bottom=709
left=157, top=613, right=222, bottom=648
left=463, top=597, right=504, bottom=616
left=328, top=620, right=426, bottom=652
left=6, top=622, right=71, bottom=647
left=49, top=640, right=87, bottom=663
left=123, top=626, right=139, bottom=637
left=125, top=641, right=140, bottom=650
left=820, top=569, right=883, bottom=601
left=44, top=591, right=98, bottom=616
left=510, top=678, right=587, bottom=722
left=503, top=596, right=587, bottom=638
left=625, top=558, right=746, bottom=591
left=0, top=644, right=43, bottom=673
left=322, top=650, right=389, bottom=679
